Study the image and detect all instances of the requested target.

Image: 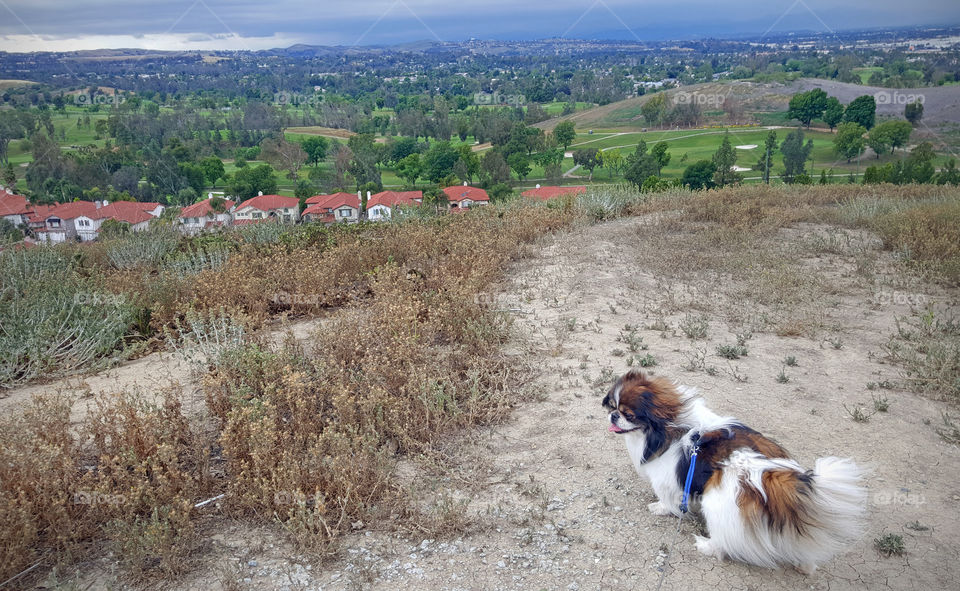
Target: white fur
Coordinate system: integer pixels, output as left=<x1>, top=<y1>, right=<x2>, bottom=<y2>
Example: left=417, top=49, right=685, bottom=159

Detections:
left=615, top=382, right=867, bottom=573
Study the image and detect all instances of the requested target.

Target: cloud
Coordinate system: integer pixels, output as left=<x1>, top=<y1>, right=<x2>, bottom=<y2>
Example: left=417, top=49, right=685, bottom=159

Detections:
left=0, top=0, right=956, bottom=51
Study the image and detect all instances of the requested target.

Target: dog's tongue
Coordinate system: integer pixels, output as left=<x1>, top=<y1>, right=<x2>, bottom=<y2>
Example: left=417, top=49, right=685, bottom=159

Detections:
left=608, top=423, right=624, bottom=433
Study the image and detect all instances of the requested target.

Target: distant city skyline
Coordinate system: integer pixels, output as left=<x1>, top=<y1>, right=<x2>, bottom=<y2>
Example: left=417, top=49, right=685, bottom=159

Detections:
left=0, top=0, right=958, bottom=52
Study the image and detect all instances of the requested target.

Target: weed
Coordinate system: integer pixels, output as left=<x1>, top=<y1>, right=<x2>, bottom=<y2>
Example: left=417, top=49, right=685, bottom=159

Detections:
left=680, top=314, right=709, bottom=340
left=843, top=403, right=877, bottom=423
left=905, top=521, right=930, bottom=532
left=872, top=395, right=890, bottom=412
left=611, top=348, right=625, bottom=357
left=776, top=368, right=790, bottom=384
left=634, top=354, right=657, bottom=368
left=935, top=413, right=960, bottom=445
left=874, top=533, right=906, bottom=557
left=617, top=326, right=647, bottom=352
left=784, top=356, right=798, bottom=367
left=716, top=344, right=748, bottom=360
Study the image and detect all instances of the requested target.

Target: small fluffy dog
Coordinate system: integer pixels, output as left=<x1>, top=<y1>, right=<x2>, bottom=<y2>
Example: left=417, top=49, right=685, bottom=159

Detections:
left=603, top=370, right=866, bottom=573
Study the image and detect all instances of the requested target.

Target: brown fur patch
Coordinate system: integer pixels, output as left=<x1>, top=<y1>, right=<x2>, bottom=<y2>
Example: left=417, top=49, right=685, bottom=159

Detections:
left=736, top=469, right=816, bottom=534
left=616, top=370, right=684, bottom=422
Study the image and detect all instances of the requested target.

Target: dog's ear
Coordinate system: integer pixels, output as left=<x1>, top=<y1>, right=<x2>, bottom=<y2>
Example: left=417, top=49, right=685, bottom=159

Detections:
left=601, top=390, right=615, bottom=410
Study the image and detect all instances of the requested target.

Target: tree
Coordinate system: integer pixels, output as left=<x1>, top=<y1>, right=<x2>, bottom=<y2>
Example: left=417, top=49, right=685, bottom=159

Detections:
left=301, top=136, right=329, bottom=167
left=651, top=142, right=671, bottom=176
left=823, top=97, right=844, bottom=131
left=781, top=127, right=815, bottom=183
left=260, top=137, right=307, bottom=179
left=507, top=152, right=532, bottom=181
left=2, top=161, right=15, bottom=187
left=228, top=164, right=278, bottom=199
left=198, top=156, right=225, bottom=188
left=99, top=218, right=130, bottom=238
left=0, top=218, right=22, bottom=242
left=904, top=100, right=924, bottom=126
left=843, top=95, right=876, bottom=129
left=787, top=89, right=829, bottom=127
left=571, top=149, right=598, bottom=180
left=641, top=93, right=669, bottom=126
left=885, top=120, right=912, bottom=153
left=553, top=121, right=576, bottom=152
left=423, top=141, right=459, bottom=184
left=753, top=131, right=778, bottom=184
left=623, top=140, right=659, bottom=189
left=903, top=142, right=936, bottom=184
left=396, top=154, right=423, bottom=187
left=711, top=132, right=742, bottom=187
left=481, top=150, right=511, bottom=186
left=866, top=124, right=893, bottom=159
left=833, top=122, right=866, bottom=162
left=681, top=160, right=716, bottom=190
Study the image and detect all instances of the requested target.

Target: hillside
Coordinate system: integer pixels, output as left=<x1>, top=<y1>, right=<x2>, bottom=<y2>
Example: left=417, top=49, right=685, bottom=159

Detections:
left=3, top=185, right=959, bottom=590
left=535, top=79, right=960, bottom=131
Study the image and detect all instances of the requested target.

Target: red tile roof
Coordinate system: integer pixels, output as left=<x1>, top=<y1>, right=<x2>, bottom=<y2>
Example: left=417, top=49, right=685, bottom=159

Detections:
left=306, top=192, right=357, bottom=207
left=45, top=200, right=99, bottom=221
left=179, top=197, right=236, bottom=219
left=442, top=185, right=490, bottom=204
left=367, top=190, right=422, bottom=209
left=521, top=186, right=587, bottom=200
left=0, top=190, right=31, bottom=216
left=26, top=204, right=58, bottom=224
left=236, top=194, right=299, bottom=212
left=96, top=201, right=154, bottom=225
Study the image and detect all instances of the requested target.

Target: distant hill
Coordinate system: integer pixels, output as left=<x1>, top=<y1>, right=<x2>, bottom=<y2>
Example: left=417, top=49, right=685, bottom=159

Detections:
left=534, top=79, right=960, bottom=131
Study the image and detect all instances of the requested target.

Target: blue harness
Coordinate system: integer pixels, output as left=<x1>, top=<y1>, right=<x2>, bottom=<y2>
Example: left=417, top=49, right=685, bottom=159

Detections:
left=680, top=444, right=700, bottom=513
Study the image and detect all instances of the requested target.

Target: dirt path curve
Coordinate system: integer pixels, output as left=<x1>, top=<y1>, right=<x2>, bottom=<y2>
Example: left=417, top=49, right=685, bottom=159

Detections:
left=172, top=216, right=959, bottom=591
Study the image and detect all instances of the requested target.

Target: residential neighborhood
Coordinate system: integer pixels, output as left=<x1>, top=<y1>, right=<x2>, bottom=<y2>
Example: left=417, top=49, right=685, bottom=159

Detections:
left=0, top=183, right=581, bottom=244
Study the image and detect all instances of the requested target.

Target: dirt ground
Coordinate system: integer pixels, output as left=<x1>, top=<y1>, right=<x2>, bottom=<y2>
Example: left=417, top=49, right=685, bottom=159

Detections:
left=16, top=215, right=960, bottom=591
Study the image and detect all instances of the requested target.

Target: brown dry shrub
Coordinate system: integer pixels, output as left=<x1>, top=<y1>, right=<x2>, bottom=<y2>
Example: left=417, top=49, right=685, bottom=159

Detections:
left=874, top=201, right=960, bottom=284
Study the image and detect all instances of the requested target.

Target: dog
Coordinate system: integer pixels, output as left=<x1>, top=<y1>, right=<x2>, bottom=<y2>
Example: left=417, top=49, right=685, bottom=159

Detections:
left=603, top=370, right=866, bottom=574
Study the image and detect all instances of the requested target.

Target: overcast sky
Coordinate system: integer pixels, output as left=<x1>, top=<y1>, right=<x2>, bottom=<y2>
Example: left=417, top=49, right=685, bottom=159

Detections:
left=0, top=0, right=957, bottom=52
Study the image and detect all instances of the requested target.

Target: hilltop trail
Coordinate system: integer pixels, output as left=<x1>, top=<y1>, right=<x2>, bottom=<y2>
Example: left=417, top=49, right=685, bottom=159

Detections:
left=157, top=215, right=958, bottom=591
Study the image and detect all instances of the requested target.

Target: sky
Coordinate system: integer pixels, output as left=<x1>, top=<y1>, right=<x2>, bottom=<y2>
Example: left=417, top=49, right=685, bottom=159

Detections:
left=0, top=0, right=957, bottom=52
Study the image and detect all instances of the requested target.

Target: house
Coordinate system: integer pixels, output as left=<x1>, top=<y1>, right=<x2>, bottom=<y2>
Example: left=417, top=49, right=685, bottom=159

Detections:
left=442, top=183, right=489, bottom=211
left=178, top=196, right=236, bottom=235
left=35, top=201, right=100, bottom=243
left=95, top=201, right=160, bottom=235
left=233, top=193, right=300, bottom=224
left=25, top=204, right=58, bottom=234
left=0, top=188, right=31, bottom=227
left=35, top=200, right=165, bottom=243
left=521, top=185, right=587, bottom=200
left=366, top=190, right=422, bottom=221
left=302, top=192, right=360, bottom=224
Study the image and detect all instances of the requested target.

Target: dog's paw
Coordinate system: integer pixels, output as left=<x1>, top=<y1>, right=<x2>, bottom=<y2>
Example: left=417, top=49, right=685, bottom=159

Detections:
left=694, top=535, right=721, bottom=558
left=647, top=501, right=675, bottom=516
left=795, top=562, right=818, bottom=575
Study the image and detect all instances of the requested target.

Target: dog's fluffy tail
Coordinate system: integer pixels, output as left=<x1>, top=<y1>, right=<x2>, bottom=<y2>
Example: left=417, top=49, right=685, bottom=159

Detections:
left=767, top=456, right=868, bottom=572
left=711, top=452, right=867, bottom=572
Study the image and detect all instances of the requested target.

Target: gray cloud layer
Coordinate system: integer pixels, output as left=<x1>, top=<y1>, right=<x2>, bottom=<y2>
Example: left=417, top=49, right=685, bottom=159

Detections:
left=1, top=0, right=957, bottom=50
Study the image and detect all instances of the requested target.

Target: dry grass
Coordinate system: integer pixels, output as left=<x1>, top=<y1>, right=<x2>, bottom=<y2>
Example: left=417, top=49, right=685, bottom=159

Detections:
left=0, top=203, right=576, bottom=585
